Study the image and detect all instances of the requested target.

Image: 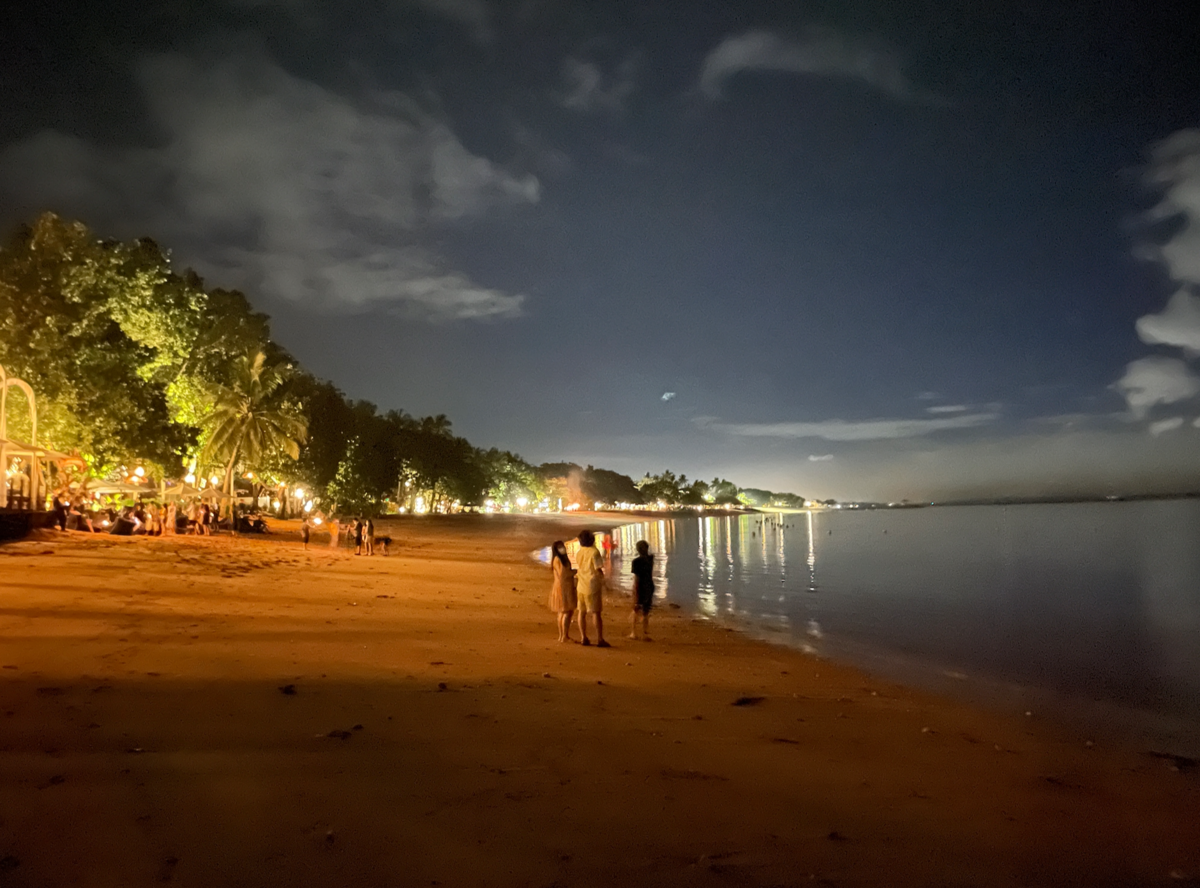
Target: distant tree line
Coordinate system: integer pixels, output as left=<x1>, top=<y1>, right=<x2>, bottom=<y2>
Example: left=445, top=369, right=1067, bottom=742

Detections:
left=0, top=213, right=805, bottom=514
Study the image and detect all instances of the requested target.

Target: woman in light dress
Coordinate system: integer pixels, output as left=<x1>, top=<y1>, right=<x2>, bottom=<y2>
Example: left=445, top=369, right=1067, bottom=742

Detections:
left=548, top=540, right=577, bottom=643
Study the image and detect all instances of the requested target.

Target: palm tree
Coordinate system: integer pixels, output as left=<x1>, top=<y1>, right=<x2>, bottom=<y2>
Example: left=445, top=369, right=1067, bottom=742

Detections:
left=200, top=351, right=307, bottom=517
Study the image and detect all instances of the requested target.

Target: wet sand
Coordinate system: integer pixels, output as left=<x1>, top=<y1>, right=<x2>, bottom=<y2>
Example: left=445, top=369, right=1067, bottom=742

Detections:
left=1, top=514, right=1198, bottom=887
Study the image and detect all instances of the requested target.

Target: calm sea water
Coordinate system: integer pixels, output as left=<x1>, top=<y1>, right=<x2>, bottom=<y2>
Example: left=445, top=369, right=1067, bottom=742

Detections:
left=609, top=502, right=1200, bottom=754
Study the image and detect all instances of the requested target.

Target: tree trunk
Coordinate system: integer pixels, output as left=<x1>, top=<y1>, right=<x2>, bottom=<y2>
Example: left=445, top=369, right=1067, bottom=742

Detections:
left=222, top=448, right=239, bottom=529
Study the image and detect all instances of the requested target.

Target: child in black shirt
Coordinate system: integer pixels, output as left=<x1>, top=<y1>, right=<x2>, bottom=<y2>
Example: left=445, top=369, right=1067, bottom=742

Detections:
left=629, top=540, right=655, bottom=641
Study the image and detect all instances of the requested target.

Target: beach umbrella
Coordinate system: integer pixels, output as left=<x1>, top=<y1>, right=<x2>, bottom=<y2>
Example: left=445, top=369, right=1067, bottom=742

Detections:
left=162, top=482, right=203, bottom=498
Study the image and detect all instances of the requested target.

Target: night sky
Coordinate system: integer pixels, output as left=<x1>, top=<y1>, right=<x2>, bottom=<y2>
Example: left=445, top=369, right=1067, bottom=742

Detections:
left=2, top=1, right=1199, bottom=500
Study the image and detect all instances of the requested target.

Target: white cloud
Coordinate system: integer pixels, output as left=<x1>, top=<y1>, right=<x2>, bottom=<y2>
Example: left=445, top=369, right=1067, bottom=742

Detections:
left=1114, top=356, right=1200, bottom=418
left=0, top=49, right=537, bottom=320
left=1146, top=129, right=1200, bottom=287
left=807, top=454, right=834, bottom=462
left=1149, top=417, right=1185, bottom=436
left=1136, top=289, right=1200, bottom=353
left=559, top=56, right=637, bottom=113
left=926, top=404, right=968, bottom=414
left=699, top=28, right=919, bottom=102
left=706, top=412, right=997, bottom=441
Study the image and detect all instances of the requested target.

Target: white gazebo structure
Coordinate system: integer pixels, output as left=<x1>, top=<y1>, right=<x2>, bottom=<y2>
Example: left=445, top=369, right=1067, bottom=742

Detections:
left=1, top=364, right=71, bottom=511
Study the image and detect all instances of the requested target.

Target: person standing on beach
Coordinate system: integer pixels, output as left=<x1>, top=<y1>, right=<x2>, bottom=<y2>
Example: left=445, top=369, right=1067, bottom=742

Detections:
left=629, top=540, right=655, bottom=641
left=51, top=492, right=68, bottom=530
left=353, top=517, right=364, bottom=555
left=364, top=517, right=375, bottom=556
left=575, top=530, right=609, bottom=647
left=328, top=516, right=340, bottom=550
left=548, top=540, right=577, bottom=642
left=300, top=517, right=310, bottom=549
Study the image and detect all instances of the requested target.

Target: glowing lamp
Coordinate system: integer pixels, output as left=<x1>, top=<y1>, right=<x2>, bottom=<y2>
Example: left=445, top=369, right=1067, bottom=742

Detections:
left=516, top=497, right=528, bottom=508
left=312, top=517, right=323, bottom=526
left=272, top=500, right=280, bottom=509
left=185, top=473, right=196, bottom=484
left=295, top=488, right=305, bottom=499
left=134, top=466, right=145, bottom=478
left=303, top=501, right=313, bottom=512
left=210, top=475, right=220, bottom=486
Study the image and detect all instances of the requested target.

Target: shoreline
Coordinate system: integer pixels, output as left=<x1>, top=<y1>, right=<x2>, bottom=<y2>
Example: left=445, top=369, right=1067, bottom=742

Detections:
left=1, top=515, right=1198, bottom=885
left=601, top=507, right=1200, bottom=760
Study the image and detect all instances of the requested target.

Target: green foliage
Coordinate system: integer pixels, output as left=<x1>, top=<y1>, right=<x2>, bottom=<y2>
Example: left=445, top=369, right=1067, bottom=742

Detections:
left=482, top=450, right=546, bottom=505
left=0, top=211, right=806, bottom=513
left=326, top=437, right=382, bottom=516
left=0, top=214, right=191, bottom=472
left=708, top=477, right=741, bottom=504
left=637, top=470, right=685, bottom=504
left=582, top=466, right=643, bottom=505
left=199, top=350, right=308, bottom=500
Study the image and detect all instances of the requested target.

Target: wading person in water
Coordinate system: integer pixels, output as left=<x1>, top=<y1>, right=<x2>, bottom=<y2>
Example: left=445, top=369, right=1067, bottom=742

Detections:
left=548, top=540, right=577, bottom=642
left=575, top=530, right=608, bottom=647
left=629, top=539, right=655, bottom=641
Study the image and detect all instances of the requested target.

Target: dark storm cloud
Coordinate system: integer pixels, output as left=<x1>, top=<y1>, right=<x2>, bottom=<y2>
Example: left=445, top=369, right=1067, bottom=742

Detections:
left=0, top=47, right=537, bottom=320
left=698, top=28, right=921, bottom=102
left=223, top=0, right=494, bottom=42
left=557, top=55, right=639, bottom=114
left=409, top=0, right=494, bottom=43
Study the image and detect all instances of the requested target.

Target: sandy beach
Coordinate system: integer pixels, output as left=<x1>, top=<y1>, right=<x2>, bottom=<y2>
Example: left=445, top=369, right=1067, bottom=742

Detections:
left=1, top=514, right=1198, bottom=887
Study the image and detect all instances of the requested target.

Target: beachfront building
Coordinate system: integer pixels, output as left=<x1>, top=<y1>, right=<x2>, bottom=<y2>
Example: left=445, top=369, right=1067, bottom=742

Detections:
left=0, top=364, right=70, bottom=511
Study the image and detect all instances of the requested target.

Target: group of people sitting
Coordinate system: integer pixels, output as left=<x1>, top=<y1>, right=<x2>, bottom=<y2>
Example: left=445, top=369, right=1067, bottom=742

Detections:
left=548, top=530, right=656, bottom=646
left=49, top=494, right=162, bottom=535
left=49, top=493, right=269, bottom=537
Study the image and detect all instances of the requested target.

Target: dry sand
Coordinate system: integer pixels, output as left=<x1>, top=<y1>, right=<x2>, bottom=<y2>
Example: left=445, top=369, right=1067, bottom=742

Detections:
left=1, top=514, right=1198, bottom=887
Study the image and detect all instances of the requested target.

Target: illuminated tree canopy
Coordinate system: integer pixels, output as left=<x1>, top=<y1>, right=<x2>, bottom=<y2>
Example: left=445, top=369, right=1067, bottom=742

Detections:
left=0, top=212, right=803, bottom=512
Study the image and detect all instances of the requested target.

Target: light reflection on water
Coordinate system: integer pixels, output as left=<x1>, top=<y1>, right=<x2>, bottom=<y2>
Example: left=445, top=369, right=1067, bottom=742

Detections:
left=612, top=503, right=1200, bottom=752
